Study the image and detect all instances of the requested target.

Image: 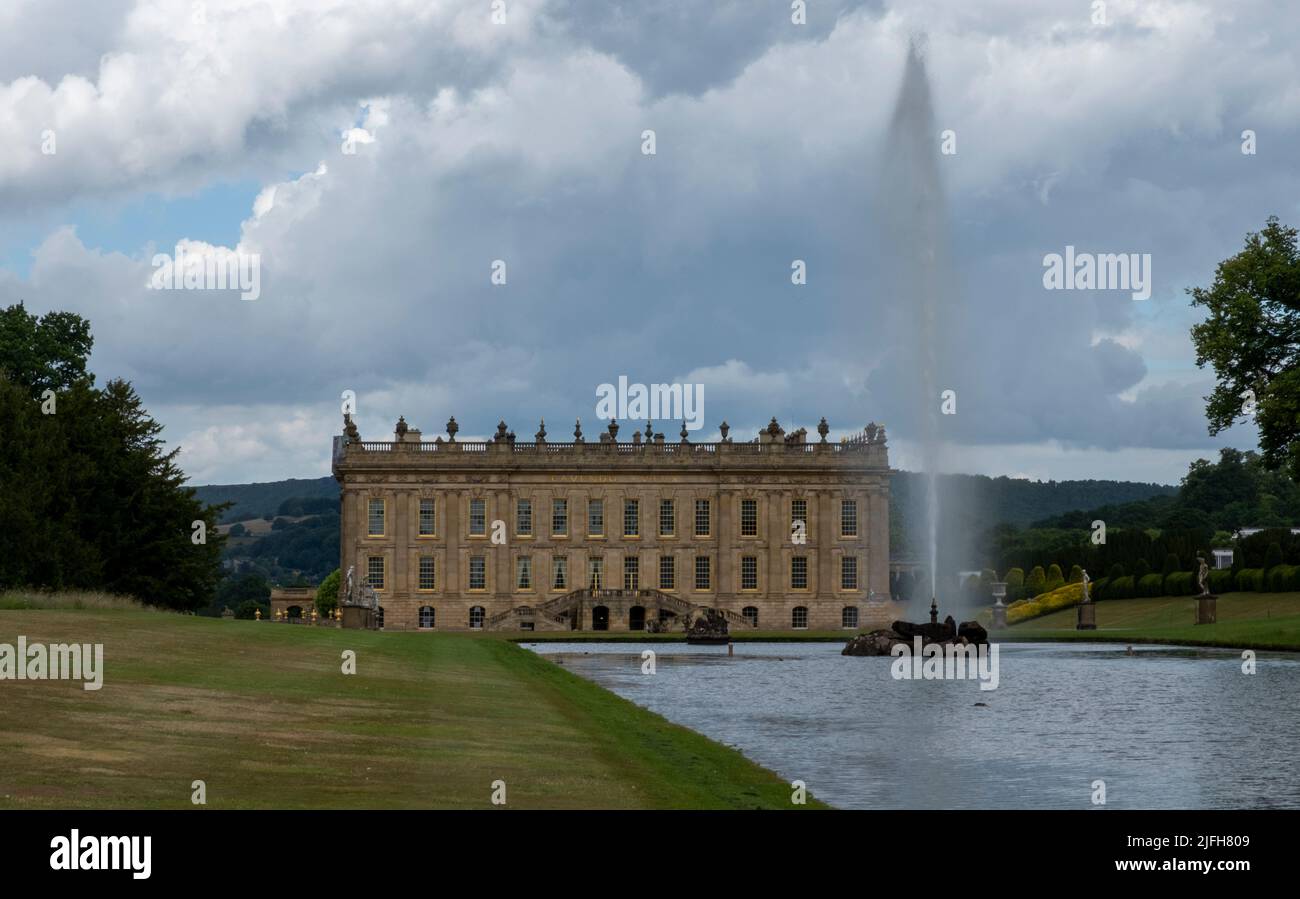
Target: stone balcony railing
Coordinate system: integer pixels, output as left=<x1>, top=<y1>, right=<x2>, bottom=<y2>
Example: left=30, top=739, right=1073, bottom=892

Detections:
left=333, top=436, right=890, bottom=472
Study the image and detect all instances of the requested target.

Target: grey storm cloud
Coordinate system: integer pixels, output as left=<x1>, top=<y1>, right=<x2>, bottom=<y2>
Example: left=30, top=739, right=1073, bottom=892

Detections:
left=0, top=0, right=1291, bottom=482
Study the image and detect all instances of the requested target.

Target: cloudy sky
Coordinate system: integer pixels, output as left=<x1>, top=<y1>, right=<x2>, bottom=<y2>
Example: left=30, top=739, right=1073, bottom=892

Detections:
left=1, top=0, right=1292, bottom=486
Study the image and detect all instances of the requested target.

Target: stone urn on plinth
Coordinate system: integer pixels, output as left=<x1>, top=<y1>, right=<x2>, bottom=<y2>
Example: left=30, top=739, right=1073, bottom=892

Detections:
left=990, top=581, right=1008, bottom=630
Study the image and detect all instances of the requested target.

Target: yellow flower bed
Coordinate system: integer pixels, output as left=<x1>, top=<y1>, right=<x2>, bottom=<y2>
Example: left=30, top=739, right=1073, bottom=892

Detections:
left=1006, top=581, right=1086, bottom=625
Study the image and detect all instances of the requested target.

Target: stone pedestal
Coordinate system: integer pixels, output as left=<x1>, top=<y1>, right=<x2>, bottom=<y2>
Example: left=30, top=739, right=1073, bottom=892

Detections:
left=1195, top=594, right=1217, bottom=625
left=991, top=605, right=1007, bottom=630
left=1076, top=602, right=1096, bottom=630
left=341, top=606, right=374, bottom=630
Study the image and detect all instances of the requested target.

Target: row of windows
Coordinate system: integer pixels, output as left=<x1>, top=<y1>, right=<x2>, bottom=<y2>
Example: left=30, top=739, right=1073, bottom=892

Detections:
left=366, top=497, right=863, bottom=539
left=395, top=604, right=860, bottom=630
left=364, top=554, right=861, bottom=592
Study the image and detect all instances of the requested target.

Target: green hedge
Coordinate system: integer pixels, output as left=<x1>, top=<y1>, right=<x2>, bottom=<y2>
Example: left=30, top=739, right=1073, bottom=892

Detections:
left=1137, top=573, right=1164, bottom=597
left=1236, top=568, right=1265, bottom=592
left=1164, top=571, right=1195, bottom=595
left=1105, top=575, right=1137, bottom=599
left=1208, top=569, right=1235, bottom=594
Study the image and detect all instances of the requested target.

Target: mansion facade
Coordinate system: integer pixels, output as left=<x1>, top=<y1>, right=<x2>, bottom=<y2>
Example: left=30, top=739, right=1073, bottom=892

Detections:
left=332, top=415, right=893, bottom=632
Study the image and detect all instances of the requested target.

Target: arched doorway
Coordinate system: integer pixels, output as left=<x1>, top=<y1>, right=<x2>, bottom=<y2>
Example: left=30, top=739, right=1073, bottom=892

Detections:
left=287, top=605, right=303, bottom=620
left=628, top=605, right=646, bottom=631
left=591, top=605, right=610, bottom=631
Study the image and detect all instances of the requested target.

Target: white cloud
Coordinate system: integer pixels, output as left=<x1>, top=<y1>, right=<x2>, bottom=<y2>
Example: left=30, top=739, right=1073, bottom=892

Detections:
left=1, top=0, right=1294, bottom=483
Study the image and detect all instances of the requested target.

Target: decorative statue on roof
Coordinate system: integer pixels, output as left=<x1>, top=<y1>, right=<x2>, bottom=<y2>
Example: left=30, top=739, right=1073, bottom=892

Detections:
left=343, top=413, right=360, bottom=443
left=395, top=416, right=408, bottom=439
left=818, top=417, right=830, bottom=443
left=446, top=416, right=458, bottom=442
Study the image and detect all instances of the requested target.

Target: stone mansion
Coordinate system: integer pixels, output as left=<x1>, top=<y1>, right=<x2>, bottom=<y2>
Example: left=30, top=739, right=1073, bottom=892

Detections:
left=331, top=414, right=893, bottom=632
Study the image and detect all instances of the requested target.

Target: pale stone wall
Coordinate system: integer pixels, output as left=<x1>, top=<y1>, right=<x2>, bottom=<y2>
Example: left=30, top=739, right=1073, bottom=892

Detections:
left=332, top=421, right=892, bottom=632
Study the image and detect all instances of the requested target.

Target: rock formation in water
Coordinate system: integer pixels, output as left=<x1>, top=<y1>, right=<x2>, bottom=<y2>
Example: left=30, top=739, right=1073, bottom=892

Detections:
left=842, top=616, right=989, bottom=657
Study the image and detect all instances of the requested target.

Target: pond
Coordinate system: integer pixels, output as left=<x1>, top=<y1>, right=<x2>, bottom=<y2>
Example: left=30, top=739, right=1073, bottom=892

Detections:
left=526, top=640, right=1300, bottom=809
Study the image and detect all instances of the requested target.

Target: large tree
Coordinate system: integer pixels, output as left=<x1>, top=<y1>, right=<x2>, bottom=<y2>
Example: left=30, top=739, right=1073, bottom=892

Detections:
left=0, top=303, right=226, bottom=609
left=1189, top=217, right=1300, bottom=478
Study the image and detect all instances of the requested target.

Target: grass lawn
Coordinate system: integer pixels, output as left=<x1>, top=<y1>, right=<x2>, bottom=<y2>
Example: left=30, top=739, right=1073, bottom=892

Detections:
left=1001, top=592, right=1300, bottom=652
left=0, top=605, right=823, bottom=809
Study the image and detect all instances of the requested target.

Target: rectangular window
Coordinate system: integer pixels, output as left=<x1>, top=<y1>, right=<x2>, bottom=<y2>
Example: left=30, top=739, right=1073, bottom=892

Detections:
left=741, top=555, right=758, bottom=590
left=552, top=499, right=568, bottom=536
left=516, top=556, right=532, bottom=589
left=469, top=499, right=486, bottom=536
left=791, top=556, right=808, bottom=590
left=694, top=499, right=711, bottom=537
left=418, top=498, right=436, bottom=536
left=694, top=556, right=711, bottom=590
left=624, top=556, right=639, bottom=591
left=588, top=557, right=603, bottom=589
left=841, top=499, right=858, bottom=537
left=367, top=555, right=385, bottom=590
left=517, top=499, right=533, bottom=536
left=659, top=499, right=675, bottom=536
left=624, top=499, right=639, bottom=537
left=791, top=499, right=808, bottom=533
left=659, top=555, right=675, bottom=590
left=367, top=498, right=385, bottom=536
left=469, top=556, right=486, bottom=590
left=418, top=556, right=436, bottom=590
left=553, top=556, right=568, bottom=590
left=842, top=556, right=858, bottom=590
left=740, top=499, right=758, bottom=537
left=588, top=499, right=604, bottom=536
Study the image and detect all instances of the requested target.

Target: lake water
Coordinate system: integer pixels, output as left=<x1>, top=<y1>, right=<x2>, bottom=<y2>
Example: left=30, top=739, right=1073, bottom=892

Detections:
left=525, top=640, right=1300, bottom=809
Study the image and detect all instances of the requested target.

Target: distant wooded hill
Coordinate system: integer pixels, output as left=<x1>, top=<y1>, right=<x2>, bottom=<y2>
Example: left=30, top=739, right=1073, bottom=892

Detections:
left=194, top=476, right=338, bottom=523
left=890, top=473, right=1177, bottom=531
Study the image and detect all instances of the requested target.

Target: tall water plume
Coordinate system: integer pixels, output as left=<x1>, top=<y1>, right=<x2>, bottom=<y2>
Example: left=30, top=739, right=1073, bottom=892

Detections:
left=878, top=38, right=954, bottom=603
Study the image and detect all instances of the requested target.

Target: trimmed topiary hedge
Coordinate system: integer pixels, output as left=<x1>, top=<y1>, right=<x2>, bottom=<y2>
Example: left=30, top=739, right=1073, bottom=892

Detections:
left=1137, top=573, right=1164, bottom=597
left=1106, top=575, right=1136, bottom=599
left=1208, top=569, right=1235, bottom=594
left=1235, top=568, right=1265, bottom=592
left=1164, top=571, right=1195, bottom=595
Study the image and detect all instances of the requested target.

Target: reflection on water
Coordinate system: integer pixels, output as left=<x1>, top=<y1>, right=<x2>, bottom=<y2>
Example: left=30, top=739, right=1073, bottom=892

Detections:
left=526, top=641, right=1300, bottom=809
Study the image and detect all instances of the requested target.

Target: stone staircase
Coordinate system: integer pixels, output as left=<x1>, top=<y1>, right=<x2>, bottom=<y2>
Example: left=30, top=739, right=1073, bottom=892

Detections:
left=484, top=587, right=757, bottom=631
